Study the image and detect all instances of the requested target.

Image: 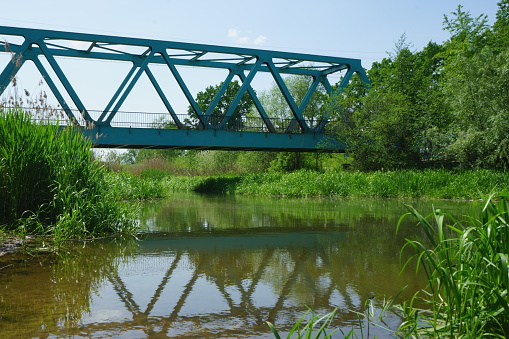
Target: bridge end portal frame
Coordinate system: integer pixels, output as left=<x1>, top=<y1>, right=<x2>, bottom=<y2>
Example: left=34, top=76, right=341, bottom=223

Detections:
left=0, top=26, right=370, bottom=152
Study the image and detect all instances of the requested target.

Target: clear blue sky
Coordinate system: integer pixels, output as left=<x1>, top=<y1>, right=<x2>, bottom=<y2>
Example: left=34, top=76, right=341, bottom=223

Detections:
left=0, top=0, right=500, bottom=66
left=0, top=1, right=501, bottom=114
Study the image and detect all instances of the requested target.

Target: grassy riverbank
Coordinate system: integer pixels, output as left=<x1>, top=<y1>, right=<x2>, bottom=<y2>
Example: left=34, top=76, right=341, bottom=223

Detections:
left=134, top=168, right=509, bottom=200
left=0, top=109, right=137, bottom=241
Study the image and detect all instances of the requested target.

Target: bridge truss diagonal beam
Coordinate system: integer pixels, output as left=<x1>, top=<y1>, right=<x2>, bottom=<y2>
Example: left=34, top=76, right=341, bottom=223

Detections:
left=0, top=26, right=370, bottom=151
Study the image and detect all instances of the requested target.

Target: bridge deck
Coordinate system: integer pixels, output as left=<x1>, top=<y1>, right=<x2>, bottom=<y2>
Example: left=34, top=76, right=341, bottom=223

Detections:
left=84, top=126, right=343, bottom=152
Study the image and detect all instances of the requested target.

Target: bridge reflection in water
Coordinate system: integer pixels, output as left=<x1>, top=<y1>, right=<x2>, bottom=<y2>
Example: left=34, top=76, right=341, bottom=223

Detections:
left=0, top=195, right=442, bottom=338
left=77, top=220, right=416, bottom=339
left=83, top=231, right=353, bottom=338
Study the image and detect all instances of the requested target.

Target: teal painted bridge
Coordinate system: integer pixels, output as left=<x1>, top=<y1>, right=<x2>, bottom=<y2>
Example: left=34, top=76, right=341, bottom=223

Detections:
left=0, top=26, right=369, bottom=151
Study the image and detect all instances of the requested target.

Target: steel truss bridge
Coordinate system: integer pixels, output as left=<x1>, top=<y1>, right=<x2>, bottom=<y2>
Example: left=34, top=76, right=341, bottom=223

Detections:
left=0, top=26, right=369, bottom=151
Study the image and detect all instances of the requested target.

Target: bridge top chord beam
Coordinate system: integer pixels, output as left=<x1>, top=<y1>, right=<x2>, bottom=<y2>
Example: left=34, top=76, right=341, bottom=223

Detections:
left=0, top=26, right=365, bottom=75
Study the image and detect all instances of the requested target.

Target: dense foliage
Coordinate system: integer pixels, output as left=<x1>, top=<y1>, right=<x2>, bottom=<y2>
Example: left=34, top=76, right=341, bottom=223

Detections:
left=0, top=109, right=136, bottom=239
left=334, top=3, right=509, bottom=170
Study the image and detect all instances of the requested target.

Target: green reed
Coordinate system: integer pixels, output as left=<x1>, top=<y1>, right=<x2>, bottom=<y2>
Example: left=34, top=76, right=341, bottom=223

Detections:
left=112, top=162, right=509, bottom=200
left=267, top=307, right=338, bottom=339
left=222, top=169, right=509, bottom=199
left=105, top=171, right=171, bottom=200
left=0, top=109, right=137, bottom=239
left=396, top=196, right=509, bottom=337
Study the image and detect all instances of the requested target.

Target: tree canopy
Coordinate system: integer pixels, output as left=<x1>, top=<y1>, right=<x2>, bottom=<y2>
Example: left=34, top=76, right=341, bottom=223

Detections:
left=331, top=2, right=509, bottom=170
left=186, top=80, right=253, bottom=131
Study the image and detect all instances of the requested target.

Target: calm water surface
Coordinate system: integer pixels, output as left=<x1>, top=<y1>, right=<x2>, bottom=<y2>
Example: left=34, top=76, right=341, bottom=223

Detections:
left=0, top=194, right=471, bottom=338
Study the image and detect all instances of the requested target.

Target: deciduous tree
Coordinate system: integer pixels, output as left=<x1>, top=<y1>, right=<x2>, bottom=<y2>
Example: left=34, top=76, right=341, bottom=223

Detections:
left=186, top=80, right=254, bottom=131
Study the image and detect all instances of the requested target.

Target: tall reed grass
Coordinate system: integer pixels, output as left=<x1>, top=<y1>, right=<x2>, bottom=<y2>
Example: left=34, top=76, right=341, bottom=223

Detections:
left=0, top=109, right=137, bottom=239
left=105, top=171, right=170, bottom=200
left=396, top=196, right=509, bottom=337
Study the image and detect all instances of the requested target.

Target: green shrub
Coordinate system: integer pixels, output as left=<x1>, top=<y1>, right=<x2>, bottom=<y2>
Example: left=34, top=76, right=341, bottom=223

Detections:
left=105, top=172, right=170, bottom=200
left=193, top=176, right=242, bottom=194
left=139, top=168, right=170, bottom=181
left=161, top=169, right=509, bottom=200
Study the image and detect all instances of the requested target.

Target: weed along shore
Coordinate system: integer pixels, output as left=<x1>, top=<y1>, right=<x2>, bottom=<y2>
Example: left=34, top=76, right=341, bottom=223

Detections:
left=111, top=167, right=509, bottom=201
left=0, top=109, right=138, bottom=251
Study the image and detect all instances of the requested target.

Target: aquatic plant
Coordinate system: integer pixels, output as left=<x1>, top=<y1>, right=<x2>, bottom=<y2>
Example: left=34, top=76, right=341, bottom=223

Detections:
left=396, top=196, right=509, bottom=337
left=228, top=169, right=509, bottom=199
left=108, top=163, right=509, bottom=200
left=192, top=175, right=242, bottom=194
left=267, top=307, right=338, bottom=339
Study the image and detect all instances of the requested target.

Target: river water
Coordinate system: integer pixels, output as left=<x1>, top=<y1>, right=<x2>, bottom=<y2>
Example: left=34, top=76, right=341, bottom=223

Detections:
left=0, top=193, right=471, bottom=338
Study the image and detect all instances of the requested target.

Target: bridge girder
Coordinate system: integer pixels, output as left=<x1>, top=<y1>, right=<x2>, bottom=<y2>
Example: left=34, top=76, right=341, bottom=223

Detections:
left=84, top=125, right=343, bottom=152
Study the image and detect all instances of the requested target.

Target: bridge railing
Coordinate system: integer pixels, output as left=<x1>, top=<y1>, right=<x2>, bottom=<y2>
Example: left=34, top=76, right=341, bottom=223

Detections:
left=4, top=106, right=329, bottom=134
